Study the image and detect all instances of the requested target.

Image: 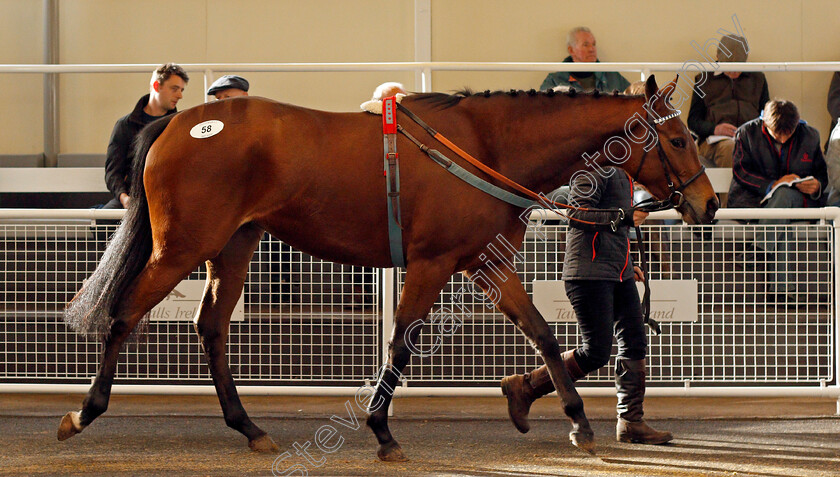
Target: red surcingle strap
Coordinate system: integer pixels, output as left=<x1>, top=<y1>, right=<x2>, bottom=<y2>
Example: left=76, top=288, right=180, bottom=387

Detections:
left=382, top=96, right=397, bottom=134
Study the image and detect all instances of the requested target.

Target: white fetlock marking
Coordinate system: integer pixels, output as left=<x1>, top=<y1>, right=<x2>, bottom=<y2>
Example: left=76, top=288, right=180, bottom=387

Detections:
left=71, top=411, right=84, bottom=431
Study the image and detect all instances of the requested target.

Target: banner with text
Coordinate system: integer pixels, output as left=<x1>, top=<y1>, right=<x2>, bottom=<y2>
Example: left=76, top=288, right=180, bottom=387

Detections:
left=145, top=279, right=245, bottom=322
left=532, top=279, right=698, bottom=323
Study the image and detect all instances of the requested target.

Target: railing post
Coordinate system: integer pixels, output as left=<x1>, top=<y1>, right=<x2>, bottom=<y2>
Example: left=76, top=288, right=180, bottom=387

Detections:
left=414, top=0, right=431, bottom=92
left=833, top=212, right=840, bottom=414
left=43, top=0, right=60, bottom=167
left=204, top=69, right=215, bottom=103
left=381, top=267, right=396, bottom=416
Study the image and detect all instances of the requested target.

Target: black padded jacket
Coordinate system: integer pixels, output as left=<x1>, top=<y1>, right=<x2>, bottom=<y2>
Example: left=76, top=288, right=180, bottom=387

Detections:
left=562, top=168, right=636, bottom=282
left=105, top=94, right=176, bottom=201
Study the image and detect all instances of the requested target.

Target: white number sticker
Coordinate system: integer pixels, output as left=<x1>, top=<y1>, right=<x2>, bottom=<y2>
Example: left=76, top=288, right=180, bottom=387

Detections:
left=190, top=120, right=224, bottom=139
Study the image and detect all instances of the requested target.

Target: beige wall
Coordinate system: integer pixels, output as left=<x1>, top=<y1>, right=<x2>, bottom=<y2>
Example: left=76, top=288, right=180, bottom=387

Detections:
left=57, top=0, right=416, bottom=153
left=1, top=0, right=838, bottom=154
left=431, top=0, right=840, bottom=143
left=0, top=0, right=44, bottom=154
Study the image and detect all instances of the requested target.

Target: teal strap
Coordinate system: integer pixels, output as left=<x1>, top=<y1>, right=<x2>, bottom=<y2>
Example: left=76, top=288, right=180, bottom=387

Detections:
left=427, top=149, right=536, bottom=209
left=384, top=140, right=405, bottom=268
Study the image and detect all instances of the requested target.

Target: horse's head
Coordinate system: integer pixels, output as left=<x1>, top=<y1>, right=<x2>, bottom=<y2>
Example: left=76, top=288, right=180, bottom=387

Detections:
left=631, top=75, right=718, bottom=225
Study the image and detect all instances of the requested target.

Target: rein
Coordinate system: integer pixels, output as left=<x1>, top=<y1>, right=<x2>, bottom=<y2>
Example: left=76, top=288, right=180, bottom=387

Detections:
left=396, top=102, right=627, bottom=231
left=394, top=101, right=707, bottom=335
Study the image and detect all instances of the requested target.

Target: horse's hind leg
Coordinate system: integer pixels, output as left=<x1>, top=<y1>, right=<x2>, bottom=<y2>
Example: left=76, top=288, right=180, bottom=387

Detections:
left=465, top=265, right=595, bottom=454
left=366, top=259, right=454, bottom=462
left=57, top=246, right=207, bottom=440
left=192, top=223, right=279, bottom=452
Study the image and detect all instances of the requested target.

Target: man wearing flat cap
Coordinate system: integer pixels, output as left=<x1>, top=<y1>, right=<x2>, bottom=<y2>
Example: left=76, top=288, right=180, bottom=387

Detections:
left=688, top=35, right=769, bottom=171
left=207, top=75, right=249, bottom=100
left=208, top=74, right=297, bottom=304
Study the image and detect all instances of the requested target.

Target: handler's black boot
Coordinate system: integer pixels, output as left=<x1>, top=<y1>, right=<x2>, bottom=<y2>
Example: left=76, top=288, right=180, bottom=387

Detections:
left=501, top=350, right=585, bottom=433
left=615, top=358, right=673, bottom=444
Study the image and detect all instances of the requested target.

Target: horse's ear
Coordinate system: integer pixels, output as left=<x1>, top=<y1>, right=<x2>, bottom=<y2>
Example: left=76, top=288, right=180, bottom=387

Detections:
left=644, top=75, right=658, bottom=101
left=658, top=76, right=680, bottom=103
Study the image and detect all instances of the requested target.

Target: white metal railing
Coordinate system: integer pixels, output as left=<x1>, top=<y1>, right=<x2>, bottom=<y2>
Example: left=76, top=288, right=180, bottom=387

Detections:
left=2, top=61, right=840, bottom=73
left=1, top=61, right=839, bottom=95
left=2, top=61, right=836, bottom=169
left=0, top=208, right=837, bottom=409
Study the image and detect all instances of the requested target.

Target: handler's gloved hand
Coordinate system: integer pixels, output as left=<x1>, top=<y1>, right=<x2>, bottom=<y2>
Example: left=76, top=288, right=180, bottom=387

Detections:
left=621, top=208, right=637, bottom=226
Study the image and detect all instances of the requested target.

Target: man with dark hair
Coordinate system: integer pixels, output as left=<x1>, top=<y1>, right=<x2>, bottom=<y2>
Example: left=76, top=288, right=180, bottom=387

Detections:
left=729, top=99, right=826, bottom=208
left=729, top=99, right=827, bottom=301
left=103, top=63, right=189, bottom=209
left=539, top=26, right=630, bottom=93
left=688, top=35, right=769, bottom=169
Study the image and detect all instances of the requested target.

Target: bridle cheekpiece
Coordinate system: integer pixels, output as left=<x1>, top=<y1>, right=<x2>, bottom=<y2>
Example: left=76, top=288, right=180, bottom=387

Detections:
left=633, top=108, right=706, bottom=212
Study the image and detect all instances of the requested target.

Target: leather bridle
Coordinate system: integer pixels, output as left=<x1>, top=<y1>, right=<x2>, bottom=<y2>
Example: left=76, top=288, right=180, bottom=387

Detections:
left=632, top=109, right=707, bottom=213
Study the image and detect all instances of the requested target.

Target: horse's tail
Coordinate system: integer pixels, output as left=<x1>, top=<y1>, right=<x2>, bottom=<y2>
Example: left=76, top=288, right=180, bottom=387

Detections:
left=63, top=114, right=176, bottom=340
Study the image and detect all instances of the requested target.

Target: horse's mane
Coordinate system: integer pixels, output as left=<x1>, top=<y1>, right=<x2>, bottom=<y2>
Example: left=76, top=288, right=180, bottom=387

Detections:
left=411, top=87, right=641, bottom=109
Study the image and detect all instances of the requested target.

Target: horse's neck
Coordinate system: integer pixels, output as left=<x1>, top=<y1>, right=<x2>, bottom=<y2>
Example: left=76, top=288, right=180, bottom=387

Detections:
left=474, top=95, right=645, bottom=194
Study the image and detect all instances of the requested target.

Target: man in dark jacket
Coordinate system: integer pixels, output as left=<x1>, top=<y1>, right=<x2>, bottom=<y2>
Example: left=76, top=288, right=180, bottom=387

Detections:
left=729, top=99, right=826, bottom=209
left=729, top=99, right=827, bottom=300
left=539, top=27, right=630, bottom=93
left=103, top=63, right=189, bottom=209
left=501, top=168, right=673, bottom=445
left=688, top=35, right=769, bottom=168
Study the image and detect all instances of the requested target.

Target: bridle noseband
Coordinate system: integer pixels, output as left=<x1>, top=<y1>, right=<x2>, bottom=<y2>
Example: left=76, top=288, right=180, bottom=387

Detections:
left=632, top=109, right=706, bottom=213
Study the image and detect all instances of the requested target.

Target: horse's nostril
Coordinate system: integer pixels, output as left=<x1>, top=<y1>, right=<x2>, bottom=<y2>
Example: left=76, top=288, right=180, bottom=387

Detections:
left=705, top=196, right=720, bottom=221
left=708, top=196, right=720, bottom=212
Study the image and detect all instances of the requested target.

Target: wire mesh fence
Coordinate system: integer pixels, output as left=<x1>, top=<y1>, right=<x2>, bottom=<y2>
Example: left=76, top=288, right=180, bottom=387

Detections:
left=0, top=213, right=835, bottom=390
left=400, top=220, right=834, bottom=386
left=0, top=220, right=380, bottom=385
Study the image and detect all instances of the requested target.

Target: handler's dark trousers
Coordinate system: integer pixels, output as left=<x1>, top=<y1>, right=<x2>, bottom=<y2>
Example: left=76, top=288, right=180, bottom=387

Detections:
left=564, top=279, right=647, bottom=372
left=501, top=279, right=672, bottom=443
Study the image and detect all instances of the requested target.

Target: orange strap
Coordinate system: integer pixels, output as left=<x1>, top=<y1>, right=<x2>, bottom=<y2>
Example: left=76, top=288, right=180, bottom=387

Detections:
left=432, top=133, right=572, bottom=209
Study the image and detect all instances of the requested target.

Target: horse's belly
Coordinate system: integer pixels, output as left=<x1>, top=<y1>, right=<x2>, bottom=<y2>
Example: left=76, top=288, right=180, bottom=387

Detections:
left=257, top=215, right=394, bottom=269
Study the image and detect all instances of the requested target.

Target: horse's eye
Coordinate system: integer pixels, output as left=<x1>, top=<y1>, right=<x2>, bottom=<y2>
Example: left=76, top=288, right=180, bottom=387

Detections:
left=670, top=138, right=686, bottom=149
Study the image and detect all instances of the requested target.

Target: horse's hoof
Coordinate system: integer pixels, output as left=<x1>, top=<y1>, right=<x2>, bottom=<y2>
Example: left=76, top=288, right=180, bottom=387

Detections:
left=377, top=442, right=409, bottom=462
left=57, top=411, right=82, bottom=441
left=249, top=434, right=280, bottom=453
left=569, top=429, right=596, bottom=455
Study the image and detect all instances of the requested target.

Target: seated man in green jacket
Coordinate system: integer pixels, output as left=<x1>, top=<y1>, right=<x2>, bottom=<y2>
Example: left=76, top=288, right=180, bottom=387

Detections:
left=540, top=26, right=630, bottom=93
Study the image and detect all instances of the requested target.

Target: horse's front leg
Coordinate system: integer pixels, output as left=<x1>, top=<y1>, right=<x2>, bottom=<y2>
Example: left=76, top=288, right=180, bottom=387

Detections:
left=193, top=224, right=279, bottom=452
left=465, top=264, right=595, bottom=454
left=366, top=259, right=455, bottom=462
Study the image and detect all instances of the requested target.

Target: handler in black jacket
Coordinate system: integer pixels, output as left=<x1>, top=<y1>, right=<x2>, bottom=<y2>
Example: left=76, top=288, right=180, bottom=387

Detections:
left=501, top=167, right=673, bottom=445
left=103, top=63, right=189, bottom=209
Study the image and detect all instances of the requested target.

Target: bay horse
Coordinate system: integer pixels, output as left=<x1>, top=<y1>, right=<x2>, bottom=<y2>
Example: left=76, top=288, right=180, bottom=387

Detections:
left=59, top=75, right=716, bottom=460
